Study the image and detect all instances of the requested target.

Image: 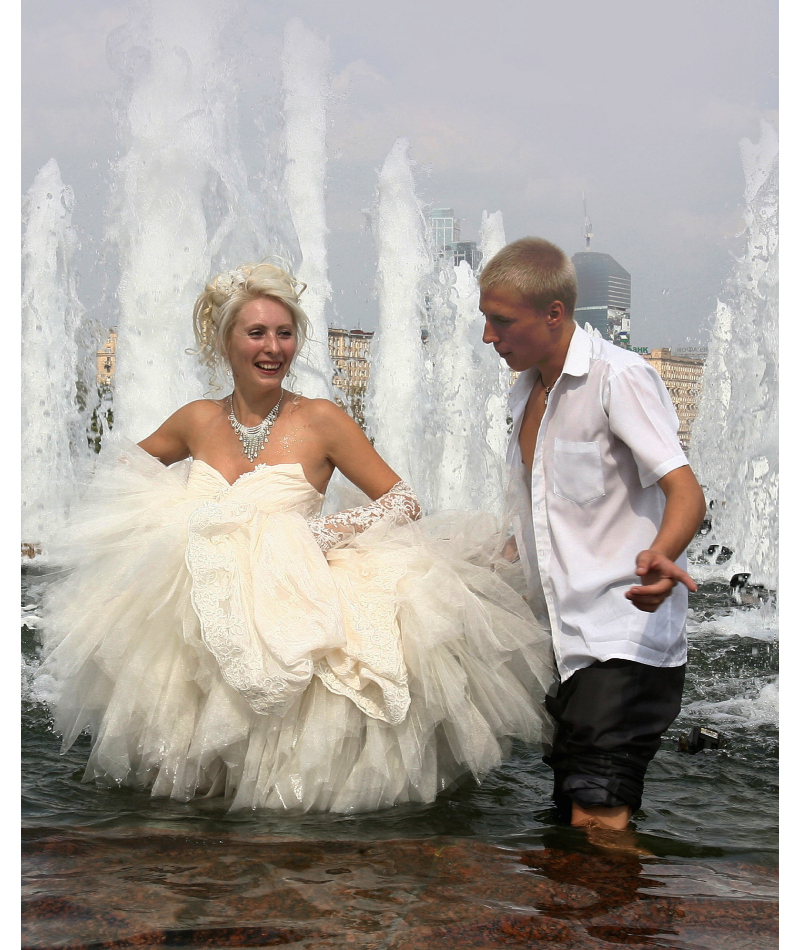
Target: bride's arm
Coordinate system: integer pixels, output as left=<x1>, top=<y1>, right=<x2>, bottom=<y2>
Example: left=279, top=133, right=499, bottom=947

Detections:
left=306, top=480, right=420, bottom=552
left=302, top=399, right=401, bottom=499
left=137, top=402, right=204, bottom=465
left=304, top=400, right=421, bottom=552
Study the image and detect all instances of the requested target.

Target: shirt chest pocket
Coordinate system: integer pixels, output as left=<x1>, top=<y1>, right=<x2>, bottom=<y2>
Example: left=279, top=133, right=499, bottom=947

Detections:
left=553, top=439, right=605, bottom=506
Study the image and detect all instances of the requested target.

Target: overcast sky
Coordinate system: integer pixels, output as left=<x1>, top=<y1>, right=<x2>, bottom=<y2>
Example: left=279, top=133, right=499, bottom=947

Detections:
left=22, top=0, right=778, bottom=347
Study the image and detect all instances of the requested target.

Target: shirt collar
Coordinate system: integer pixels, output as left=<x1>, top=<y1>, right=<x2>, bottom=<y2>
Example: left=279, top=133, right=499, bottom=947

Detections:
left=561, top=322, right=593, bottom=378
left=508, top=322, right=592, bottom=412
left=508, top=368, right=535, bottom=411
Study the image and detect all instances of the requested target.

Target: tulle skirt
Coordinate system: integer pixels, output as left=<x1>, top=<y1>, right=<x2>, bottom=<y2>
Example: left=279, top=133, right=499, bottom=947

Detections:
left=37, top=443, right=554, bottom=814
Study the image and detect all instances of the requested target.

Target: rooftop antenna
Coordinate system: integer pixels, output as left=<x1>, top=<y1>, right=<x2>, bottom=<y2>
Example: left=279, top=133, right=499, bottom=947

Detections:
left=582, top=192, right=593, bottom=250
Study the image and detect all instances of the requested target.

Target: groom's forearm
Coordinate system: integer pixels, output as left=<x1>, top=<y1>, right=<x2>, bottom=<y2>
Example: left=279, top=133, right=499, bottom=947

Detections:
left=652, top=465, right=706, bottom=561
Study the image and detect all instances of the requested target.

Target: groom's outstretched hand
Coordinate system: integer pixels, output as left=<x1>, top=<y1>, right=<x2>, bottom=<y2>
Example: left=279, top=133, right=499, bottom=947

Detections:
left=625, top=550, right=697, bottom=613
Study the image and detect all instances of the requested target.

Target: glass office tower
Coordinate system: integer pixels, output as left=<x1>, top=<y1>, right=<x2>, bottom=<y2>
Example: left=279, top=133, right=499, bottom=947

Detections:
left=572, top=251, right=631, bottom=346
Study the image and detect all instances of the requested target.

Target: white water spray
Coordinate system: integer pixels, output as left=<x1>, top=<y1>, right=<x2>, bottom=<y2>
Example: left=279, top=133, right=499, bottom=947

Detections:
left=21, top=161, right=96, bottom=549
left=281, top=18, right=337, bottom=400
left=690, top=120, right=778, bottom=588
left=478, top=210, right=506, bottom=266
left=106, top=0, right=278, bottom=438
left=478, top=210, right=512, bottom=473
left=424, top=260, right=508, bottom=515
left=364, top=139, right=432, bottom=496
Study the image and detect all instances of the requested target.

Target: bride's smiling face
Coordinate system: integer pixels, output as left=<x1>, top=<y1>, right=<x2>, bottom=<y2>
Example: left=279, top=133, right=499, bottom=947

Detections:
left=227, top=296, right=297, bottom=390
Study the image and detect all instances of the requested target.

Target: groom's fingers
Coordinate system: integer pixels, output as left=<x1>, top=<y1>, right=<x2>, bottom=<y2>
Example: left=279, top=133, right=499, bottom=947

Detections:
left=625, top=575, right=674, bottom=611
left=635, top=551, right=698, bottom=592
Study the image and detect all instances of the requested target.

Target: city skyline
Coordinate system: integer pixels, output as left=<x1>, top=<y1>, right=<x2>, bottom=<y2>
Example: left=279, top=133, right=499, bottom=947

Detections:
left=23, top=0, right=777, bottom=349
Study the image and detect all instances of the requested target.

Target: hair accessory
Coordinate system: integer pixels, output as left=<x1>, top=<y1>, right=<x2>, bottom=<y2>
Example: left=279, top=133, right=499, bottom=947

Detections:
left=214, top=268, right=248, bottom=296
left=228, top=393, right=283, bottom=462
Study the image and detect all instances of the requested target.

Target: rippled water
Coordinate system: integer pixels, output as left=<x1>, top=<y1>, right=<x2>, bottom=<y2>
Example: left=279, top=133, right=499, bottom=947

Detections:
left=21, top=564, right=778, bottom=859
left=21, top=563, right=778, bottom=949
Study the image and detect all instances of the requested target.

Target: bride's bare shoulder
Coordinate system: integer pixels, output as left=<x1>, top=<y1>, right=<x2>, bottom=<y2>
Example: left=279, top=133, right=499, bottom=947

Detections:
left=288, top=394, right=349, bottom=425
left=180, top=398, right=228, bottom=419
left=156, top=398, right=227, bottom=436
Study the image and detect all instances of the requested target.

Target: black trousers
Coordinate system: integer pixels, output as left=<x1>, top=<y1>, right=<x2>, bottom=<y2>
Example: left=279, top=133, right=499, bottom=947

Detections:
left=542, top=658, right=685, bottom=815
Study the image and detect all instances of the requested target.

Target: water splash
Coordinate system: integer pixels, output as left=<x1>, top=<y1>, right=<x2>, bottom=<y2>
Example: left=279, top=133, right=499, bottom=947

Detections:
left=689, top=595, right=778, bottom=639
left=424, top=261, right=507, bottom=514
left=364, top=139, right=433, bottom=497
left=478, top=210, right=506, bottom=265
left=682, top=678, right=778, bottom=729
left=21, top=160, right=97, bottom=549
left=690, top=120, right=778, bottom=588
left=281, top=18, right=337, bottom=400
left=478, top=212, right=513, bottom=472
left=105, top=0, right=278, bottom=438
left=366, top=196, right=510, bottom=515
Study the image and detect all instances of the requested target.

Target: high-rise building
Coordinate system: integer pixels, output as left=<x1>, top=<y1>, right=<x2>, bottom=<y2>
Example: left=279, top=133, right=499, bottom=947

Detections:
left=426, top=210, right=484, bottom=272
left=452, top=241, right=481, bottom=270
left=428, top=208, right=460, bottom=259
left=572, top=251, right=631, bottom=346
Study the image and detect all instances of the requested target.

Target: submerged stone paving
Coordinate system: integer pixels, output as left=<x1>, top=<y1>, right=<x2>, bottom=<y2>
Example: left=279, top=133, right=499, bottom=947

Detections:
left=22, top=827, right=778, bottom=949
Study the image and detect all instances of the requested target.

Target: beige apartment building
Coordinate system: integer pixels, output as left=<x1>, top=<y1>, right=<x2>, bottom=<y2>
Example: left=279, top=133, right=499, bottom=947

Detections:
left=328, top=327, right=374, bottom=428
left=642, top=347, right=705, bottom=451
left=97, top=330, right=117, bottom=386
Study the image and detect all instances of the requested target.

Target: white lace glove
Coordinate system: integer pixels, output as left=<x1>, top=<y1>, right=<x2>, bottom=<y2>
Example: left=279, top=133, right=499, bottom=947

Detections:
left=306, top=480, right=421, bottom=553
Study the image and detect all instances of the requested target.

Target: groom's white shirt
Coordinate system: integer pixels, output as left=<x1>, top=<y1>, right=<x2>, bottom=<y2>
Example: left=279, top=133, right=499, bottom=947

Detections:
left=507, top=324, right=690, bottom=681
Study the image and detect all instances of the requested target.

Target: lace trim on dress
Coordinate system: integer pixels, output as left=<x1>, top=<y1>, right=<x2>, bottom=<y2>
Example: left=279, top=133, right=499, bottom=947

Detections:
left=185, top=490, right=412, bottom=725
left=186, top=500, right=345, bottom=717
left=314, top=547, right=412, bottom=725
left=306, top=480, right=421, bottom=553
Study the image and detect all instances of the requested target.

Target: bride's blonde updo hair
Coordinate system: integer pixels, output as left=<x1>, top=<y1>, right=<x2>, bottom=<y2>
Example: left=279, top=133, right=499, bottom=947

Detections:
left=192, top=261, right=309, bottom=391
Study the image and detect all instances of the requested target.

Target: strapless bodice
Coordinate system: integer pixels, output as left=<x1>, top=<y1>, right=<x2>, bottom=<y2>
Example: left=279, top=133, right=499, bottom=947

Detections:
left=186, top=459, right=324, bottom=519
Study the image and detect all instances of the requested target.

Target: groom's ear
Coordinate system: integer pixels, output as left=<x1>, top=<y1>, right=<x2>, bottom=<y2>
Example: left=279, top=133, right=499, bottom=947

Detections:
left=546, top=301, right=567, bottom=327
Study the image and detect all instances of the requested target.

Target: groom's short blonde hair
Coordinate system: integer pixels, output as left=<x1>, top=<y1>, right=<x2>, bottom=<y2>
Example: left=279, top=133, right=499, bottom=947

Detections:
left=480, top=237, right=577, bottom=315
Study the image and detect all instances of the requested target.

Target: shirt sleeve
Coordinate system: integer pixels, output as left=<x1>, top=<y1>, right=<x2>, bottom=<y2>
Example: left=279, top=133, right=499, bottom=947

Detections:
left=605, top=362, right=689, bottom=488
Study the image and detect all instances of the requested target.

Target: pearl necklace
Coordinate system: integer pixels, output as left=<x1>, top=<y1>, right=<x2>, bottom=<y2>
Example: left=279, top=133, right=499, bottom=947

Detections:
left=228, top=393, right=283, bottom=462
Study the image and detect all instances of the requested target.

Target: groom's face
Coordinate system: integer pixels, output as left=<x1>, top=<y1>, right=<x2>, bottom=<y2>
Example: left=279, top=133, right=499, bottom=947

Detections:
left=480, top=286, right=554, bottom=372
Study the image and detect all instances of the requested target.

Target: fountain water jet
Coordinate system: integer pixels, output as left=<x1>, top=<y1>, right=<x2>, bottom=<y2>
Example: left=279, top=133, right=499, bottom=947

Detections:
left=690, top=120, right=778, bottom=588
left=364, top=139, right=433, bottom=501
left=21, top=160, right=97, bottom=551
left=478, top=211, right=512, bottom=477
left=280, top=18, right=337, bottom=400
left=105, top=0, right=282, bottom=438
left=424, top=260, right=508, bottom=515
left=366, top=192, right=512, bottom=515
left=478, top=210, right=506, bottom=265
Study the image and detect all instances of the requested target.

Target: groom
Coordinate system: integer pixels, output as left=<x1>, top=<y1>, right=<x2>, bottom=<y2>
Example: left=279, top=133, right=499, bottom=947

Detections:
left=480, top=237, right=706, bottom=831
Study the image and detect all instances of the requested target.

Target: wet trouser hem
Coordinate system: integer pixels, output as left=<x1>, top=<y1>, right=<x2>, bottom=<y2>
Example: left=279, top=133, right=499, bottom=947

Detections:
left=543, top=658, right=686, bottom=816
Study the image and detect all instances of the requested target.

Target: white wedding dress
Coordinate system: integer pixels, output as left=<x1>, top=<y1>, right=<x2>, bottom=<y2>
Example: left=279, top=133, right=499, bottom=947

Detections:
left=38, top=441, right=554, bottom=814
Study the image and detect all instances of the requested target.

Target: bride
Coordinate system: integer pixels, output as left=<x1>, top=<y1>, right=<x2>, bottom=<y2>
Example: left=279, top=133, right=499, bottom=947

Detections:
left=38, top=262, right=554, bottom=814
